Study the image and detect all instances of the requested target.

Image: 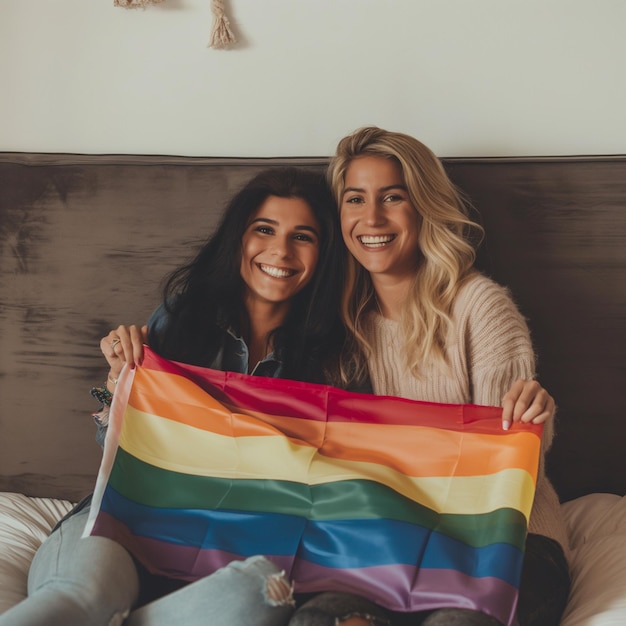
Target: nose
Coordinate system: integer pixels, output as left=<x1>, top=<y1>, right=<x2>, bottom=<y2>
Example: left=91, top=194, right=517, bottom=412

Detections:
left=363, top=200, right=386, bottom=226
left=270, top=235, right=293, bottom=259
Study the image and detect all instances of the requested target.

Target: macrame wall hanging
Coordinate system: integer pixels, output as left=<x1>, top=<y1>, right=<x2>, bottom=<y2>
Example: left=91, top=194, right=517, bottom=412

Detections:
left=209, top=0, right=236, bottom=49
left=114, top=0, right=236, bottom=49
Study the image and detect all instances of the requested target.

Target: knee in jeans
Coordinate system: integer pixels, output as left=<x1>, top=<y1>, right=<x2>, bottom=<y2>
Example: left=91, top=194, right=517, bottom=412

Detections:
left=232, top=556, right=295, bottom=608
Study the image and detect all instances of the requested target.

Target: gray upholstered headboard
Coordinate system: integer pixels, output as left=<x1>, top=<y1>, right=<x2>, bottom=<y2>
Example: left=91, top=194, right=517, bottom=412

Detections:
left=1, top=153, right=625, bottom=503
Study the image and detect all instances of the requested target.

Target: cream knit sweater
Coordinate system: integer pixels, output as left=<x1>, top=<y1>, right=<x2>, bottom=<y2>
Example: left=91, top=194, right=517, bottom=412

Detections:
left=364, top=272, right=570, bottom=559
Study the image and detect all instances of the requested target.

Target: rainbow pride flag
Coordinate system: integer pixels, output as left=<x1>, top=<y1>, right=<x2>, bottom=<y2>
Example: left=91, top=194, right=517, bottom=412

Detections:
left=85, top=347, right=542, bottom=625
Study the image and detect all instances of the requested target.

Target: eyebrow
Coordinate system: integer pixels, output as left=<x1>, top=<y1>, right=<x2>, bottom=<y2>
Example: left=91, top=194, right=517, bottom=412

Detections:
left=342, top=184, right=407, bottom=197
left=249, top=217, right=320, bottom=238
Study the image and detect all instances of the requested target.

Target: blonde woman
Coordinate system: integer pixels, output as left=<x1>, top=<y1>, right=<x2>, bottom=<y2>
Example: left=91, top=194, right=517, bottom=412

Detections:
left=289, top=128, right=570, bottom=626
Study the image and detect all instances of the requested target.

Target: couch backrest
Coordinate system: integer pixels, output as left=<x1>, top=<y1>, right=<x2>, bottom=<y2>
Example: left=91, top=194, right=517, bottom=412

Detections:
left=1, top=153, right=625, bottom=502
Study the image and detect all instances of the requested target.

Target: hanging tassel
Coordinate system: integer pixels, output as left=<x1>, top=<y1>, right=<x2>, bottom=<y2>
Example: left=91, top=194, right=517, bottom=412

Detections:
left=114, top=0, right=165, bottom=7
left=209, top=0, right=236, bottom=49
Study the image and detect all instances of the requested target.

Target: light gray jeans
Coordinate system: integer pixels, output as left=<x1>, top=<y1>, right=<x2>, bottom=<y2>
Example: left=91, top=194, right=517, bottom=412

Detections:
left=0, top=505, right=295, bottom=626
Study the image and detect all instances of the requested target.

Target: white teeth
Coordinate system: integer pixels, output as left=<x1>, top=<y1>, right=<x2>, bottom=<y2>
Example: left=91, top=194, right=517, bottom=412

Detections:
left=358, top=235, right=395, bottom=247
left=259, top=264, right=295, bottom=278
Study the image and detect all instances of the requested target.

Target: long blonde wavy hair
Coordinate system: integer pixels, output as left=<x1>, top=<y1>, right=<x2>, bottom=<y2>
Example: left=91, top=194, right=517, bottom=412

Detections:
left=329, top=126, right=484, bottom=380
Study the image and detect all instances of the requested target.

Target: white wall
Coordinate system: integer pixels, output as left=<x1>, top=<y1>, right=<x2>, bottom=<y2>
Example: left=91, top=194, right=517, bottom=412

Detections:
left=1, top=0, right=625, bottom=157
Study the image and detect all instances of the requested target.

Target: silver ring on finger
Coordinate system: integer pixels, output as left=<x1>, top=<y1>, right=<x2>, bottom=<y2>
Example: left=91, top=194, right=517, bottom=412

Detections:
left=111, top=338, right=121, bottom=350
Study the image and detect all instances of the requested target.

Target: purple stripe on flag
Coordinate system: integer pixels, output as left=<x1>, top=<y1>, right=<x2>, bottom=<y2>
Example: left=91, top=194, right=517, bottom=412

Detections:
left=292, top=563, right=519, bottom=625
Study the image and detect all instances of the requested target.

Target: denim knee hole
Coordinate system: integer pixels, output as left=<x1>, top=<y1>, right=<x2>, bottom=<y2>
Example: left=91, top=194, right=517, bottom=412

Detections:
left=264, top=570, right=295, bottom=607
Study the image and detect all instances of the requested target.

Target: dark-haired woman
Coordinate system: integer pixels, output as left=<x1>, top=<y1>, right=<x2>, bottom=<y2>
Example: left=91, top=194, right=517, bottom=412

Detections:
left=0, top=167, right=351, bottom=626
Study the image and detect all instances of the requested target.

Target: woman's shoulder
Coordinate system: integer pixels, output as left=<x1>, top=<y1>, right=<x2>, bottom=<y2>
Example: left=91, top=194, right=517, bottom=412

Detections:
left=147, top=302, right=168, bottom=329
left=454, top=269, right=531, bottom=350
left=458, top=271, right=509, bottom=293
left=455, top=271, right=518, bottom=310
left=454, top=272, right=530, bottom=340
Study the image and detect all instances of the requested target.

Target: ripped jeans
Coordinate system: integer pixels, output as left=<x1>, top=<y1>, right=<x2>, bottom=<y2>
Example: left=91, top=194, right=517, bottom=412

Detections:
left=0, top=505, right=295, bottom=626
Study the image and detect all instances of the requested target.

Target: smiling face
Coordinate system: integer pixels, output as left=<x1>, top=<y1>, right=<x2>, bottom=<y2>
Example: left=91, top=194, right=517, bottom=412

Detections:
left=340, top=156, right=421, bottom=282
left=240, top=195, right=321, bottom=315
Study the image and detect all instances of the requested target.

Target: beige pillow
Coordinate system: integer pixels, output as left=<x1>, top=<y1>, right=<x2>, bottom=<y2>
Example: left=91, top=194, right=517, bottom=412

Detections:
left=560, top=493, right=626, bottom=626
left=0, top=492, right=74, bottom=615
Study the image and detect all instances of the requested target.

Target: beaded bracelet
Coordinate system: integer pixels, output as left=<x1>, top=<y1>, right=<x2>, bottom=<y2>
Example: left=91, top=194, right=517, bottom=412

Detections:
left=90, top=382, right=113, bottom=407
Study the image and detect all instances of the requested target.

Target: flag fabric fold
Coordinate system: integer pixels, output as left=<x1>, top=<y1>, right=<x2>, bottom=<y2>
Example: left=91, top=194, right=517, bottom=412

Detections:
left=85, top=347, right=542, bottom=626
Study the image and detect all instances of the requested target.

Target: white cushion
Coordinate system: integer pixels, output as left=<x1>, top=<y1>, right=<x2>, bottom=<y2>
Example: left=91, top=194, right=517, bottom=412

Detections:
left=560, top=493, right=626, bottom=626
left=0, top=492, right=74, bottom=615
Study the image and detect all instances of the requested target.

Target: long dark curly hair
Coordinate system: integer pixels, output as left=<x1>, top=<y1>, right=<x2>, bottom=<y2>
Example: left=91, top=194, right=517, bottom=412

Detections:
left=148, top=167, right=348, bottom=386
